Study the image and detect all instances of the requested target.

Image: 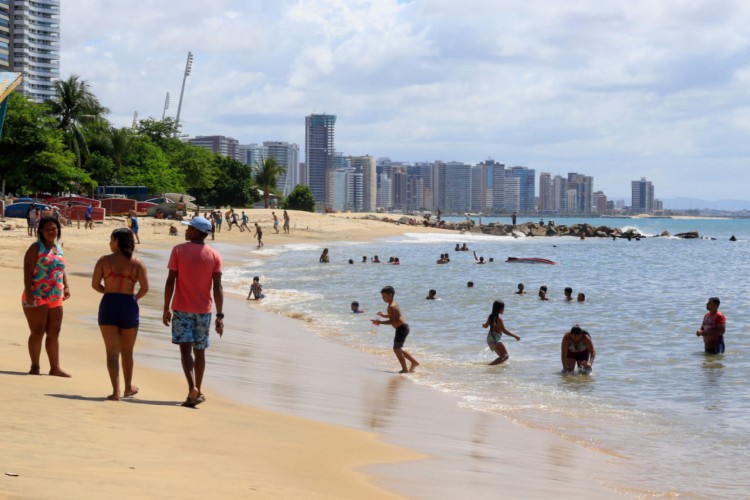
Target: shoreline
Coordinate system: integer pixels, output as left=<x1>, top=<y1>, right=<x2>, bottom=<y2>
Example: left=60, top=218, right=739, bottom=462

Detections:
left=2, top=210, right=641, bottom=497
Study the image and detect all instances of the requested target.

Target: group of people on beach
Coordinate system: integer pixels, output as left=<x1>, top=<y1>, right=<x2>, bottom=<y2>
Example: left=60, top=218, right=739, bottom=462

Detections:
left=22, top=215, right=225, bottom=407
left=19, top=213, right=728, bottom=406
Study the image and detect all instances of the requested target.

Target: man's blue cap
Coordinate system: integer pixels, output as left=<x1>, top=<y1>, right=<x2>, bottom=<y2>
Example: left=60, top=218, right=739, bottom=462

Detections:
left=182, top=216, right=212, bottom=234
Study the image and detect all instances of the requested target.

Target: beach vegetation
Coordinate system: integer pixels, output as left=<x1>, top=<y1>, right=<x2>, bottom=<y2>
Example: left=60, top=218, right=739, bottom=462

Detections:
left=190, top=155, right=260, bottom=208
left=254, top=156, right=285, bottom=208
left=282, top=184, right=315, bottom=212
left=1, top=75, right=256, bottom=204
left=46, top=75, right=109, bottom=168
left=0, top=92, right=94, bottom=194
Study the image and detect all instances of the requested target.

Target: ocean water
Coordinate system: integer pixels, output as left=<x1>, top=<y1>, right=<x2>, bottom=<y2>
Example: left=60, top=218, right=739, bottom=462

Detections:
left=220, top=217, right=750, bottom=497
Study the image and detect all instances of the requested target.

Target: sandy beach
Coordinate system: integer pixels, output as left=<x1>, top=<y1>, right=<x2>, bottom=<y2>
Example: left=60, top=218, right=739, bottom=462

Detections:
left=1, top=210, right=635, bottom=498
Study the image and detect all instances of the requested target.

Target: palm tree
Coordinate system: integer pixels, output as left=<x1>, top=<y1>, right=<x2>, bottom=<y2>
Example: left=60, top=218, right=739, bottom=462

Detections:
left=46, top=75, right=109, bottom=167
left=254, top=156, right=285, bottom=208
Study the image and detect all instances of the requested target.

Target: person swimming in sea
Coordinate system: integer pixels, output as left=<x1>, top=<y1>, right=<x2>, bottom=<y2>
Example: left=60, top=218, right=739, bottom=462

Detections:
left=515, top=283, right=526, bottom=295
left=426, top=289, right=437, bottom=300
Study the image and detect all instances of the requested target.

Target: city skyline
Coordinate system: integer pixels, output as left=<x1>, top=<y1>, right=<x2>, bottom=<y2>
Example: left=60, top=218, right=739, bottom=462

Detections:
left=60, top=1, right=750, bottom=201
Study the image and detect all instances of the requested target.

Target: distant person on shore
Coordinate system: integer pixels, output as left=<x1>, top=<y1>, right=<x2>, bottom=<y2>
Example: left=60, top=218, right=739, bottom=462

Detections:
left=22, top=216, right=71, bottom=377
left=482, top=300, right=521, bottom=365
left=128, top=210, right=141, bottom=244
left=214, top=211, right=222, bottom=233
left=254, top=222, right=264, bottom=248
left=515, top=283, right=526, bottom=295
left=351, top=301, right=364, bottom=314
left=163, top=216, right=224, bottom=408
left=27, top=204, right=39, bottom=237
left=538, top=286, right=548, bottom=301
left=564, top=287, right=573, bottom=301
left=426, top=289, right=437, bottom=300
left=473, top=251, right=485, bottom=264
left=283, top=210, right=290, bottom=234
left=272, top=211, right=280, bottom=234
left=512, top=212, right=517, bottom=226
left=210, top=214, right=216, bottom=241
left=319, top=248, right=329, bottom=263
left=91, top=228, right=149, bottom=400
left=561, top=325, right=595, bottom=373
left=577, top=292, right=586, bottom=302
left=232, top=211, right=241, bottom=231
left=240, top=211, right=250, bottom=232
left=371, top=286, right=419, bottom=373
left=696, top=297, right=726, bottom=354
left=85, top=204, right=94, bottom=229
left=247, top=276, right=264, bottom=300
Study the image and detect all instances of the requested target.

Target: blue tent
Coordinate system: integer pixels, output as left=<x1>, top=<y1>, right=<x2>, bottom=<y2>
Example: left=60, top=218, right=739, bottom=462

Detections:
left=0, top=72, right=23, bottom=138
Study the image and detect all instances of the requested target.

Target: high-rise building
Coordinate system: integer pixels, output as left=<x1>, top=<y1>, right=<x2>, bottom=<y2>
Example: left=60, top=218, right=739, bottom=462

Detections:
left=491, top=163, right=506, bottom=213
left=350, top=155, right=376, bottom=212
left=188, top=135, right=240, bottom=161
left=509, top=166, right=535, bottom=212
left=238, top=143, right=265, bottom=167
left=567, top=173, right=594, bottom=214
left=504, top=176, right=520, bottom=212
left=264, top=141, right=299, bottom=196
left=8, top=0, right=60, bottom=102
left=593, top=191, right=607, bottom=214
left=631, top=177, right=654, bottom=213
left=538, top=172, right=553, bottom=213
left=305, top=113, right=336, bottom=208
left=376, top=172, right=391, bottom=210
left=553, top=175, right=567, bottom=212
left=445, top=162, right=471, bottom=213
left=0, top=2, right=10, bottom=70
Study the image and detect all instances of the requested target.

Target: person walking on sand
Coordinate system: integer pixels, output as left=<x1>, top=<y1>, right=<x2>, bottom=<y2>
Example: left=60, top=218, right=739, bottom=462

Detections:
left=254, top=222, right=264, bottom=247
left=240, top=211, right=250, bottom=232
left=371, top=286, right=419, bottom=373
left=272, top=211, right=280, bottom=234
left=283, top=210, right=290, bottom=234
left=163, top=216, right=224, bottom=408
left=482, top=300, right=521, bottom=365
left=91, top=228, right=149, bottom=400
left=85, top=204, right=94, bottom=229
left=128, top=210, right=141, bottom=244
left=22, top=216, right=71, bottom=377
left=697, top=297, right=726, bottom=354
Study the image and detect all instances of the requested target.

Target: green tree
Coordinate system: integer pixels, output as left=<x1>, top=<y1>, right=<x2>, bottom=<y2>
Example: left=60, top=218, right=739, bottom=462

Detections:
left=0, top=93, right=92, bottom=194
left=282, top=184, right=315, bottom=212
left=46, top=74, right=108, bottom=167
left=170, top=142, right=219, bottom=191
left=254, top=156, right=285, bottom=208
left=191, top=156, right=260, bottom=207
left=119, top=136, right=183, bottom=194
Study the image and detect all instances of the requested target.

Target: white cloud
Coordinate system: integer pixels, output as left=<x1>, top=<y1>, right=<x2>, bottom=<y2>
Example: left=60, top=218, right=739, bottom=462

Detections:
left=60, top=0, right=750, bottom=199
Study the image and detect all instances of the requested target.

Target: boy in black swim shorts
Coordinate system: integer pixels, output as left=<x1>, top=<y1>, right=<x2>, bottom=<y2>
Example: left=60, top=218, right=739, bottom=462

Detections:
left=371, top=286, right=420, bottom=373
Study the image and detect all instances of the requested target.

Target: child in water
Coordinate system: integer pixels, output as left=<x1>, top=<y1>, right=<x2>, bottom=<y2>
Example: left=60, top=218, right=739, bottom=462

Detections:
left=351, top=301, right=364, bottom=313
left=482, top=301, right=521, bottom=365
left=247, top=276, right=265, bottom=300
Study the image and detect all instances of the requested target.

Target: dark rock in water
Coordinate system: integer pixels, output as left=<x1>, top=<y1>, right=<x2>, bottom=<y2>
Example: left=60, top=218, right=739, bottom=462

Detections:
left=674, top=231, right=700, bottom=239
left=730, top=235, right=737, bottom=241
left=660, top=230, right=671, bottom=237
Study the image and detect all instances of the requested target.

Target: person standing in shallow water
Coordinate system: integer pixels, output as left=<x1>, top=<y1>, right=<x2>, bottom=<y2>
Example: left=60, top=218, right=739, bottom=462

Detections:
left=482, top=300, right=521, bottom=365
left=697, top=297, right=726, bottom=354
left=371, top=286, right=419, bottom=373
left=92, top=228, right=149, bottom=400
left=22, top=216, right=71, bottom=377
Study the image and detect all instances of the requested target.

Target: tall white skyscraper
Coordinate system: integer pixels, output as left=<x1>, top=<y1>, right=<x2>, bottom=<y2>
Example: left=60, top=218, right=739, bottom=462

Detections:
left=264, top=141, right=299, bottom=196
left=350, top=155, right=376, bottom=212
left=305, top=113, right=336, bottom=208
left=9, top=0, right=60, bottom=102
left=631, top=177, right=655, bottom=213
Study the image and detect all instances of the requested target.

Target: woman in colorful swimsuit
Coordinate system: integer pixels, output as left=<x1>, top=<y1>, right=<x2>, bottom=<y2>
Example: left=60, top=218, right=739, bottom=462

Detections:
left=91, top=228, right=149, bottom=400
left=482, top=300, right=521, bottom=365
left=22, top=216, right=71, bottom=376
left=561, top=325, right=595, bottom=373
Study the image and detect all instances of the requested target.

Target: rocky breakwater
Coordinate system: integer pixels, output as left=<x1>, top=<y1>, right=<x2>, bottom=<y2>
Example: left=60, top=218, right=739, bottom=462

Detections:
left=361, top=215, right=700, bottom=239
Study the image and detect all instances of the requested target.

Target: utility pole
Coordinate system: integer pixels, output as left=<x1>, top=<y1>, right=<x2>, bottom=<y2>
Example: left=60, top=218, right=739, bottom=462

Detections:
left=162, top=91, right=170, bottom=120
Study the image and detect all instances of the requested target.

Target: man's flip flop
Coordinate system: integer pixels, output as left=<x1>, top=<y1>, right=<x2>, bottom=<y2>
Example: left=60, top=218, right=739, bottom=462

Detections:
left=181, top=397, right=198, bottom=408
left=194, top=394, right=206, bottom=406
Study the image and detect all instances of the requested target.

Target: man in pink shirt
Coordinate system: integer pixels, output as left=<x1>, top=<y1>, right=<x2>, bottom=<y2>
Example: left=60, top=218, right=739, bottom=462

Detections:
left=163, top=216, right=224, bottom=407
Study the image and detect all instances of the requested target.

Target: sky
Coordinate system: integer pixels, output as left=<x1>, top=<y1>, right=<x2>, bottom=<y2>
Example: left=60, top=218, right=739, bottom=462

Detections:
left=61, top=0, right=750, bottom=201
